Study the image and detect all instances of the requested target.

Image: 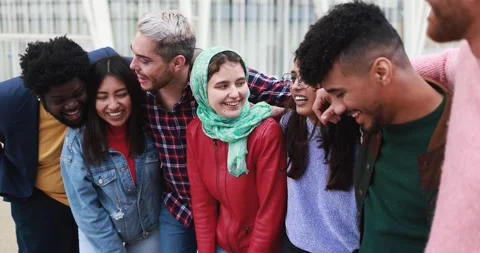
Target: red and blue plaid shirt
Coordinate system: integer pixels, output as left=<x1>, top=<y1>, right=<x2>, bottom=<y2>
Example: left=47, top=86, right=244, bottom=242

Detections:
left=143, top=68, right=290, bottom=227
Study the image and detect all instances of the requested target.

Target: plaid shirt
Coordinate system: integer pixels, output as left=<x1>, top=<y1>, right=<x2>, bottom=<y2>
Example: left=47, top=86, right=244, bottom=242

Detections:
left=144, top=68, right=290, bottom=227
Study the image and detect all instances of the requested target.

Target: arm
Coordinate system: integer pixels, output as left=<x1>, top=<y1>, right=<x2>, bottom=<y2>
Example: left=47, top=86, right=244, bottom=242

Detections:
left=186, top=129, right=217, bottom=253
left=61, top=135, right=126, bottom=253
left=247, top=68, right=290, bottom=107
left=248, top=120, right=287, bottom=253
left=411, top=47, right=459, bottom=91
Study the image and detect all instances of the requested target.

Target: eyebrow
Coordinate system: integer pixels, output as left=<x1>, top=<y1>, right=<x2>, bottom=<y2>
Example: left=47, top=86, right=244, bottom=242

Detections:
left=130, top=44, right=152, bottom=61
left=325, top=88, right=344, bottom=94
left=97, top=88, right=128, bottom=94
left=49, top=85, right=84, bottom=98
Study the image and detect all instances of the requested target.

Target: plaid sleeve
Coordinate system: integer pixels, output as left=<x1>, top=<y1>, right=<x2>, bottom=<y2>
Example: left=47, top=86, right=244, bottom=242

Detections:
left=247, top=68, right=291, bottom=107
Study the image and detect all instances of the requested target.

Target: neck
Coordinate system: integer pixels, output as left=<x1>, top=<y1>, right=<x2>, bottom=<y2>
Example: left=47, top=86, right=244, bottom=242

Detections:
left=387, top=67, right=443, bottom=125
left=465, top=22, right=480, bottom=59
left=107, top=123, right=127, bottom=136
left=307, top=114, right=319, bottom=126
left=156, top=65, right=190, bottom=111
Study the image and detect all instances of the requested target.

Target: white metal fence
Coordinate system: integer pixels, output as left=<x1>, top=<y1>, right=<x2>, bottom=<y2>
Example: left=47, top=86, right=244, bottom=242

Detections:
left=0, top=0, right=460, bottom=82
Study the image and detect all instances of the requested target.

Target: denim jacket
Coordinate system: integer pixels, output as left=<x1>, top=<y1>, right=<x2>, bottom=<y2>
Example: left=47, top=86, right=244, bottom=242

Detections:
left=60, top=127, right=162, bottom=253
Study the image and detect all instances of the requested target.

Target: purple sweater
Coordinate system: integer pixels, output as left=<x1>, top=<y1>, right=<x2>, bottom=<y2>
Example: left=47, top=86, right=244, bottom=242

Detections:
left=280, top=112, right=359, bottom=253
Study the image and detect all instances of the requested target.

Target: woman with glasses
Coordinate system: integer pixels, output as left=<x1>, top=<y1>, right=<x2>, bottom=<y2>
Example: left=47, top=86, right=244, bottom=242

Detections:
left=280, top=58, right=360, bottom=253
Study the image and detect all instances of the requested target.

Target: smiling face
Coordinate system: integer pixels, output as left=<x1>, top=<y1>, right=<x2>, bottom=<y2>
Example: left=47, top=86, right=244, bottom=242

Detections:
left=42, top=78, right=87, bottom=128
left=323, top=61, right=385, bottom=132
left=207, top=61, right=248, bottom=119
left=95, top=75, right=132, bottom=127
left=130, top=32, right=174, bottom=91
left=290, top=60, right=318, bottom=121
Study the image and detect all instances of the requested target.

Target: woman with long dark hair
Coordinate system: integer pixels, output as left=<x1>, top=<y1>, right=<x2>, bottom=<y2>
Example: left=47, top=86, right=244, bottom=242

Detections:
left=281, top=59, right=360, bottom=253
left=60, top=55, right=162, bottom=253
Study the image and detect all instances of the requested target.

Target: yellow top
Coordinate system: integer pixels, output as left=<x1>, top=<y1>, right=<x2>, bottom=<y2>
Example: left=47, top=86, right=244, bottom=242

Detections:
left=35, top=104, right=69, bottom=206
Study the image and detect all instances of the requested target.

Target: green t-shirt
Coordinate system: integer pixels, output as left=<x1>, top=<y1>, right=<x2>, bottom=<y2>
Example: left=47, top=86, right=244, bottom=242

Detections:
left=359, top=96, right=445, bottom=253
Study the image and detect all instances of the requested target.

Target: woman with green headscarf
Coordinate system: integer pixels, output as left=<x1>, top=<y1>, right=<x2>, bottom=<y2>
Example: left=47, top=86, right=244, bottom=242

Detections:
left=186, top=47, right=287, bottom=253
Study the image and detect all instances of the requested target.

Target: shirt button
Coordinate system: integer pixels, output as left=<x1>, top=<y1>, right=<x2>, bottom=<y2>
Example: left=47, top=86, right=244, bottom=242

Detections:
left=143, top=231, right=149, bottom=237
left=127, top=188, right=132, bottom=193
left=358, top=190, right=363, bottom=196
left=98, top=179, right=104, bottom=185
left=121, top=168, right=126, bottom=172
left=366, top=164, right=371, bottom=171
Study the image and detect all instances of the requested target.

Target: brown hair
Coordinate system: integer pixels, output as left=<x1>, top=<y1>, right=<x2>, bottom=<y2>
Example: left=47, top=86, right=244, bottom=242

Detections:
left=207, top=51, right=246, bottom=81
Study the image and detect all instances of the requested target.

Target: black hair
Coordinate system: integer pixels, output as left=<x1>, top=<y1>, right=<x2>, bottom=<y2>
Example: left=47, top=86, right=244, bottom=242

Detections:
left=284, top=100, right=359, bottom=191
left=19, top=36, right=90, bottom=97
left=83, top=55, right=146, bottom=167
left=296, top=1, right=406, bottom=86
left=285, top=55, right=360, bottom=190
left=319, top=115, right=359, bottom=190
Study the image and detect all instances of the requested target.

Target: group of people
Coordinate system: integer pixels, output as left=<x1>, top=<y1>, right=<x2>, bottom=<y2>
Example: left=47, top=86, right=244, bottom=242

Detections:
left=0, top=0, right=479, bottom=252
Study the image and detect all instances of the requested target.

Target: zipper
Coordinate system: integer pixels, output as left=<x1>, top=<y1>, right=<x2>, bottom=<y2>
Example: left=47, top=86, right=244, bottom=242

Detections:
left=214, top=139, right=234, bottom=253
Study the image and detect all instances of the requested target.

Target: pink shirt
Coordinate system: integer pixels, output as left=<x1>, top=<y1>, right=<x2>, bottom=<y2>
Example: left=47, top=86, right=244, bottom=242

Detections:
left=414, top=43, right=480, bottom=253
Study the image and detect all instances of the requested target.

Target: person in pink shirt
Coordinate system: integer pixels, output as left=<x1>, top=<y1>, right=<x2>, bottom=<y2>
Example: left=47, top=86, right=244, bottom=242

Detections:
left=423, top=0, right=480, bottom=252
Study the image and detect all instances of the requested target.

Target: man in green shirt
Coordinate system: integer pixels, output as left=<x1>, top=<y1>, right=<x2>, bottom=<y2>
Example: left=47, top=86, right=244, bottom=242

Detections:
left=295, top=2, right=451, bottom=252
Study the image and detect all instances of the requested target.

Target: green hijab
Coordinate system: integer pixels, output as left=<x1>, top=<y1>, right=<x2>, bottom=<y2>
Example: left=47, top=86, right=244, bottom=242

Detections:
left=190, top=47, right=272, bottom=177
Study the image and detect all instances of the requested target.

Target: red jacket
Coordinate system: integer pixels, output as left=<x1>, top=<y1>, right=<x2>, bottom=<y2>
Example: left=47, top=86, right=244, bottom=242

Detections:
left=187, top=117, right=287, bottom=253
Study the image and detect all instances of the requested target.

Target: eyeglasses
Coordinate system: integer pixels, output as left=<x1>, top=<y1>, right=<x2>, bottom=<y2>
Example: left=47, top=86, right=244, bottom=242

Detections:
left=282, top=73, right=309, bottom=89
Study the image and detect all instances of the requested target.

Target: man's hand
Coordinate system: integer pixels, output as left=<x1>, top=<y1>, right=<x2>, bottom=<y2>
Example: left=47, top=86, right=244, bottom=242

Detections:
left=313, top=88, right=341, bottom=125
left=270, top=106, right=286, bottom=118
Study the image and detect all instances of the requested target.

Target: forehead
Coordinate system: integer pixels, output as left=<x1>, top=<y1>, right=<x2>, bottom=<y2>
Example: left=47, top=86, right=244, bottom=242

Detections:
left=131, top=32, right=161, bottom=58
left=211, top=62, right=245, bottom=79
left=44, top=78, right=84, bottom=98
left=322, top=62, right=364, bottom=89
left=98, top=75, right=126, bottom=91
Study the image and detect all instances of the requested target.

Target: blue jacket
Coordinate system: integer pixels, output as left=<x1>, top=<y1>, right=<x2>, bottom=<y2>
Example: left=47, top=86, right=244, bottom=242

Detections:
left=61, top=127, right=161, bottom=252
left=0, top=47, right=117, bottom=200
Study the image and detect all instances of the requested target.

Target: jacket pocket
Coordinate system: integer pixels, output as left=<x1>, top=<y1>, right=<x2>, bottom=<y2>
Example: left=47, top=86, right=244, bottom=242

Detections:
left=91, top=169, right=129, bottom=239
left=91, top=169, right=122, bottom=209
left=92, top=169, right=117, bottom=187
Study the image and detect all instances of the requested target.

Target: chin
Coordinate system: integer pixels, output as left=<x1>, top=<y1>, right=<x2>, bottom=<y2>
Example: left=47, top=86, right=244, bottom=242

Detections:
left=221, top=111, right=242, bottom=119
left=296, top=108, right=313, bottom=118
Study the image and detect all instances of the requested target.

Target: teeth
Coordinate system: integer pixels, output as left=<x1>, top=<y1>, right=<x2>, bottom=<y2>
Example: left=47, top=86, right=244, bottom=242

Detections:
left=108, top=111, right=122, bottom=117
left=226, top=102, right=239, bottom=106
left=294, top=96, right=307, bottom=101
left=66, top=110, right=79, bottom=115
left=350, top=111, right=360, bottom=118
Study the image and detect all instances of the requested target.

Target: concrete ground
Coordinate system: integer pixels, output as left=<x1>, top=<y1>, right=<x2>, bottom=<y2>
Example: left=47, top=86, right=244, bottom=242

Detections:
left=0, top=201, right=17, bottom=253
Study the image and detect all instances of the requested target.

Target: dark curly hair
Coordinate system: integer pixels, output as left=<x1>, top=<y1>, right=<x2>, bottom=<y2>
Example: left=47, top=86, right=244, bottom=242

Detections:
left=19, top=36, right=90, bottom=97
left=296, top=1, right=407, bottom=86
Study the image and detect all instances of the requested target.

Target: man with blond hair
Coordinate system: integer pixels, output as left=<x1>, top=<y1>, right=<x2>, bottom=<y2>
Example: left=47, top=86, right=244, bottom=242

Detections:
left=129, top=10, right=290, bottom=252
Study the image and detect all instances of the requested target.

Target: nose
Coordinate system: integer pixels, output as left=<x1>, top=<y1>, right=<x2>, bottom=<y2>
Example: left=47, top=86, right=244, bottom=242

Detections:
left=331, top=98, right=347, bottom=116
left=228, top=86, right=240, bottom=99
left=130, top=57, right=138, bottom=71
left=291, top=78, right=303, bottom=90
left=107, top=98, right=120, bottom=110
left=64, top=99, right=79, bottom=110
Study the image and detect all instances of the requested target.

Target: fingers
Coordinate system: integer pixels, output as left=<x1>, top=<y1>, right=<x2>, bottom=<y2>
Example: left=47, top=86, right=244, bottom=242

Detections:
left=270, top=106, right=286, bottom=118
left=320, top=106, right=340, bottom=125
left=313, top=88, right=336, bottom=125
